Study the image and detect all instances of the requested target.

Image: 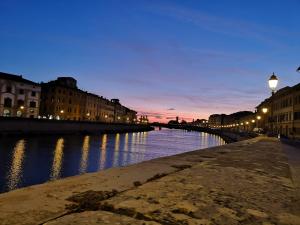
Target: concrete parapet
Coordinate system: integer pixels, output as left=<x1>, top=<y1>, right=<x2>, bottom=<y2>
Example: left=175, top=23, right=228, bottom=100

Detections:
left=0, top=117, right=153, bottom=135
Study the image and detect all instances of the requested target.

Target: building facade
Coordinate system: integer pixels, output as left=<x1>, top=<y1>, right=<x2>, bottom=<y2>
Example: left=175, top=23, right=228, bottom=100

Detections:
left=0, top=72, right=41, bottom=118
left=256, top=83, right=300, bottom=138
left=40, top=77, right=137, bottom=123
left=208, top=111, right=255, bottom=131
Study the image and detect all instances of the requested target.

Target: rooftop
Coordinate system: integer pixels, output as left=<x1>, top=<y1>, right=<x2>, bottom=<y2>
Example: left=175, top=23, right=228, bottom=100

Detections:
left=0, top=72, right=39, bottom=86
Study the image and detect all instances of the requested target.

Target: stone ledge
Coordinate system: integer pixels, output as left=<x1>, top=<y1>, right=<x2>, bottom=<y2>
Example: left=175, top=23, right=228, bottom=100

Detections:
left=0, top=137, right=299, bottom=225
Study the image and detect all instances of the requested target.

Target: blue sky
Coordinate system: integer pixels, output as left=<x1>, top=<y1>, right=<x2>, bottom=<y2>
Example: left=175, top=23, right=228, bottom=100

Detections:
left=0, top=0, right=299, bottom=122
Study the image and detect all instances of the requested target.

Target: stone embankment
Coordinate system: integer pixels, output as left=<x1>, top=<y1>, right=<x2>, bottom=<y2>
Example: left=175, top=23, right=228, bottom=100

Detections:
left=0, top=117, right=153, bottom=135
left=0, top=137, right=299, bottom=225
left=158, top=124, right=257, bottom=143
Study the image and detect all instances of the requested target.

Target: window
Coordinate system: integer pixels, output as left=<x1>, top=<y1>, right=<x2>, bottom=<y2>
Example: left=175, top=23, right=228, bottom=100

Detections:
left=29, top=101, right=36, bottom=108
left=4, top=98, right=12, bottom=107
left=6, top=86, right=12, bottom=93
left=31, top=91, right=36, bottom=97
left=17, top=100, right=24, bottom=107
left=294, top=112, right=300, bottom=120
left=19, top=89, right=24, bottom=95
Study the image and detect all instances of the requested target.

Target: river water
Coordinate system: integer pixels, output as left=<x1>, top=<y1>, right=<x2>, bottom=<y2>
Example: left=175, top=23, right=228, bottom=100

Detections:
left=0, top=128, right=225, bottom=193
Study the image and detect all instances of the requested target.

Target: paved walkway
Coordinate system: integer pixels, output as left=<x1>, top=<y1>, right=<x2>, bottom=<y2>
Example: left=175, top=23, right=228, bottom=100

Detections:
left=0, top=137, right=299, bottom=225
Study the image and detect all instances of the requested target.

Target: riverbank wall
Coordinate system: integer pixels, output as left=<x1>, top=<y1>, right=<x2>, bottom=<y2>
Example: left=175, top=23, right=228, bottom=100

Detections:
left=0, top=136, right=299, bottom=225
left=0, top=117, right=153, bottom=136
left=157, top=124, right=257, bottom=143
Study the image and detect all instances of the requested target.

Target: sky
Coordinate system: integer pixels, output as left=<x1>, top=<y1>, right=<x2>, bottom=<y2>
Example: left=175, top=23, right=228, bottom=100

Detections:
left=0, top=0, right=299, bottom=122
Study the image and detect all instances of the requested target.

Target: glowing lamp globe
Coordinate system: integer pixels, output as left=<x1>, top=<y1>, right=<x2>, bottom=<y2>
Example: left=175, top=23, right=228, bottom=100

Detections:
left=268, top=73, right=278, bottom=93
left=262, top=108, right=268, bottom=114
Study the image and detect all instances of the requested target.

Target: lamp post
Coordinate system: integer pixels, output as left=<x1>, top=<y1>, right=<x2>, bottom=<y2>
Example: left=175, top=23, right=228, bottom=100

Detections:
left=20, top=105, right=24, bottom=117
left=268, top=73, right=278, bottom=95
left=256, top=115, right=261, bottom=130
left=60, top=110, right=64, bottom=120
left=268, top=73, right=278, bottom=134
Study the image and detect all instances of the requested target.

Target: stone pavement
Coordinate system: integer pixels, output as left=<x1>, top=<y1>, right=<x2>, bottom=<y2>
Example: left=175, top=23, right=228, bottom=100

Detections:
left=0, top=137, right=299, bottom=225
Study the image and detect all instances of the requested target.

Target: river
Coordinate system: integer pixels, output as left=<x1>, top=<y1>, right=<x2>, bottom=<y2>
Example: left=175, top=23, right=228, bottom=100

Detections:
left=0, top=128, right=225, bottom=193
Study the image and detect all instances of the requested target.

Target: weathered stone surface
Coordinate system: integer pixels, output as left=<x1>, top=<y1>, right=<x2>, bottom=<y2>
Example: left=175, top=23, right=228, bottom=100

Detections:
left=44, top=211, right=161, bottom=225
left=0, top=137, right=299, bottom=225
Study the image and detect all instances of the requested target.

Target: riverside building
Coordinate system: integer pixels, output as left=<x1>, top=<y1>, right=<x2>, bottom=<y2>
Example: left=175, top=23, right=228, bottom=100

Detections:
left=256, top=83, right=300, bottom=139
left=40, top=77, right=137, bottom=123
left=0, top=72, right=41, bottom=118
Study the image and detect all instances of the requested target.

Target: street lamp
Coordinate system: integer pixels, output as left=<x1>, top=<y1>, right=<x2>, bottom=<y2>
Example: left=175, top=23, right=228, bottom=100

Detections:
left=60, top=110, right=64, bottom=120
left=262, top=108, right=268, bottom=114
left=256, top=115, right=261, bottom=129
left=20, top=106, right=24, bottom=110
left=268, top=73, right=278, bottom=95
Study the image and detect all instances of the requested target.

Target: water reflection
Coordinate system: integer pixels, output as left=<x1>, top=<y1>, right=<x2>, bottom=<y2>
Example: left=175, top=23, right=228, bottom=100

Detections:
left=113, top=133, right=120, bottom=166
left=99, top=134, right=107, bottom=170
left=124, top=133, right=129, bottom=164
left=0, top=129, right=226, bottom=193
left=50, top=138, right=64, bottom=180
left=6, top=139, right=26, bottom=190
left=79, top=136, right=90, bottom=174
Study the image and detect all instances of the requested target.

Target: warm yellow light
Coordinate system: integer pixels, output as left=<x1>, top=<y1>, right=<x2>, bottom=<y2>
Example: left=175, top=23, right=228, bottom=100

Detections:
left=127, top=117, right=129, bottom=121
left=262, top=108, right=268, bottom=114
left=241, top=123, right=244, bottom=125
left=60, top=110, right=64, bottom=114
left=105, top=115, right=108, bottom=118
left=251, top=120, right=255, bottom=123
left=117, top=116, right=120, bottom=120
left=86, top=112, right=90, bottom=116
left=246, top=121, right=249, bottom=125
left=268, top=73, right=278, bottom=91
left=257, top=115, right=261, bottom=120
left=20, top=106, right=24, bottom=110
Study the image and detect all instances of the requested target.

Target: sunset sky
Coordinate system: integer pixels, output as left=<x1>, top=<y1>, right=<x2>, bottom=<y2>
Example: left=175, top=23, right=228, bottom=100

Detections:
left=0, top=0, right=299, bottom=122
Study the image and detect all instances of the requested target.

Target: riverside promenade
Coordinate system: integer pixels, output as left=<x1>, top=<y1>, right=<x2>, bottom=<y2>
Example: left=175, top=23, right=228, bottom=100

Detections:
left=0, top=137, right=299, bottom=225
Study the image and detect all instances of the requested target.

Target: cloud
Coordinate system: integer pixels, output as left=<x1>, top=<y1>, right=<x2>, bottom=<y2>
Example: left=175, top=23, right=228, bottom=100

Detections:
left=167, top=108, right=175, bottom=110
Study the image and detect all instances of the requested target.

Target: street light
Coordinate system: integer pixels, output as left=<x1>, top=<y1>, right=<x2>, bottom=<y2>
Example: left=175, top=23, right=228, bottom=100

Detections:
left=20, top=106, right=24, bottom=110
left=262, top=108, right=268, bottom=114
left=268, top=73, right=278, bottom=94
left=257, top=115, right=261, bottom=120
left=60, top=110, right=64, bottom=114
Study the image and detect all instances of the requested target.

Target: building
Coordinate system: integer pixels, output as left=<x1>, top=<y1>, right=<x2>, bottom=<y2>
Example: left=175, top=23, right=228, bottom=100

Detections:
left=256, top=83, right=300, bottom=138
left=209, top=111, right=255, bottom=131
left=190, top=119, right=208, bottom=127
left=208, top=114, right=226, bottom=128
left=0, top=72, right=41, bottom=118
left=40, top=77, right=86, bottom=120
left=40, top=77, right=137, bottom=123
